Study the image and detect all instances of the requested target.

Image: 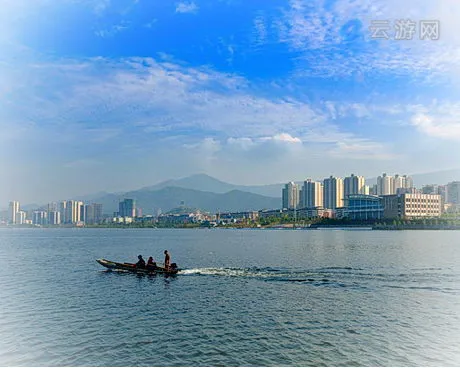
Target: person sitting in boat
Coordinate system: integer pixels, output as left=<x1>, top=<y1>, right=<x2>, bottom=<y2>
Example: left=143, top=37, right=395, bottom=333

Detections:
left=146, top=256, right=156, bottom=270
left=164, top=250, right=170, bottom=270
left=136, top=255, right=146, bottom=268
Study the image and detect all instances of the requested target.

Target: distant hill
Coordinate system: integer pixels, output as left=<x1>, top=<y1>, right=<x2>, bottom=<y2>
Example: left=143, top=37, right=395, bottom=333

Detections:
left=89, top=186, right=280, bottom=214
left=143, top=173, right=283, bottom=198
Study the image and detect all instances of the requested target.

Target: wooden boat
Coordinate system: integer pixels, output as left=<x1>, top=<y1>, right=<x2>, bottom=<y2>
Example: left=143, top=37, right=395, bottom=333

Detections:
left=96, top=258, right=179, bottom=275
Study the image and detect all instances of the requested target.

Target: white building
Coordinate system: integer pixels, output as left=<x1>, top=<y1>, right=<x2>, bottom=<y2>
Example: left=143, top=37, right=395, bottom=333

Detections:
left=401, top=193, right=442, bottom=218
left=15, top=211, right=27, bottom=225
left=323, top=176, right=344, bottom=209
left=344, top=174, right=366, bottom=198
left=377, top=173, right=394, bottom=195
left=8, top=201, right=20, bottom=224
left=301, top=179, right=323, bottom=208
left=282, top=182, right=300, bottom=209
left=65, top=200, right=84, bottom=224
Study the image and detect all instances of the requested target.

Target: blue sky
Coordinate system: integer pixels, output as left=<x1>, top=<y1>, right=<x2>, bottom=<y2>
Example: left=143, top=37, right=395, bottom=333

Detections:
left=1, top=0, right=460, bottom=204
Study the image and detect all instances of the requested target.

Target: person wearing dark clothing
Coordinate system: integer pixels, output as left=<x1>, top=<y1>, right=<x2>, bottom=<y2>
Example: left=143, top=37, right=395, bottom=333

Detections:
left=164, top=250, right=170, bottom=270
left=136, top=255, right=146, bottom=268
left=146, top=256, right=156, bottom=270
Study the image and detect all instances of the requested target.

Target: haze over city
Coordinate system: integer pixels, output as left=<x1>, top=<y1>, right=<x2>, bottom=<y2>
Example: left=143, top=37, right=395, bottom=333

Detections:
left=1, top=0, right=460, bottom=205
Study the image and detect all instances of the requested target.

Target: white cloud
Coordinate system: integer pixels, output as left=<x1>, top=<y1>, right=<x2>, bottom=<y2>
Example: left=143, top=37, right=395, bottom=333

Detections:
left=0, top=56, right=402, bottom=161
left=175, top=1, right=198, bottom=14
left=270, top=0, right=460, bottom=80
left=263, top=133, right=302, bottom=143
left=410, top=112, right=460, bottom=140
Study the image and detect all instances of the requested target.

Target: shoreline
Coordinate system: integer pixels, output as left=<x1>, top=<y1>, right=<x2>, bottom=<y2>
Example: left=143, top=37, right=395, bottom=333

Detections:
left=1, top=224, right=460, bottom=230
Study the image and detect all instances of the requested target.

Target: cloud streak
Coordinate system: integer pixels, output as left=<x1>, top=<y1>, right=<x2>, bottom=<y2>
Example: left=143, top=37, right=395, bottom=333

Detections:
left=175, top=1, right=198, bottom=14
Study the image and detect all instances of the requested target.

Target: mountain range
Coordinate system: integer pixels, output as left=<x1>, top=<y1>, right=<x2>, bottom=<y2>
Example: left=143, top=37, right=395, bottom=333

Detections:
left=85, top=186, right=280, bottom=214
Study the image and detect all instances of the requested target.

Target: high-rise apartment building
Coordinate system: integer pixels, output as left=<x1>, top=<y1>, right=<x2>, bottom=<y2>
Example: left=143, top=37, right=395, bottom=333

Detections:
left=301, top=179, right=323, bottom=208
left=33, top=211, right=48, bottom=225
left=282, top=182, right=299, bottom=209
left=422, top=184, right=438, bottom=194
left=85, top=204, right=94, bottom=224
left=394, top=174, right=413, bottom=192
left=8, top=201, right=20, bottom=224
left=344, top=174, right=366, bottom=198
left=65, top=200, right=83, bottom=224
left=93, top=203, right=103, bottom=224
left=59, top=201, right=67, bottom=224
left=378, top=173, right=413, bottom=196
left=16, top=211, right=27, bottom=225
left=377, top=173, right=394, bottom=195
left=323, top=176, right=344, bottom=209
left=369, top=184, right=378, bottom=196
left=447, top=181, right=460, bottom=204
left=84, top=203, right=102, bottom=224
left=80, top=203, right=86, bottom=223
left=48, top=211, right=61, bottom=225
left=119, top=199, right=136, bottom=217
left=47, top=202, right=58, bottom=212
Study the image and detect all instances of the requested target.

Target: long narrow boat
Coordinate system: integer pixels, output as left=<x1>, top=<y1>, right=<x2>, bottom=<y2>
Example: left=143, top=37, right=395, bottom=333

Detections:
left=96, top=258, right=179, bottom=275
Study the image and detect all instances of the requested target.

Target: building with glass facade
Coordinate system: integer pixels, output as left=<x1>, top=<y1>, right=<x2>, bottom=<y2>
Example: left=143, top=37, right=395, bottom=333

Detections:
left=344, top=194, right=384, bottom=220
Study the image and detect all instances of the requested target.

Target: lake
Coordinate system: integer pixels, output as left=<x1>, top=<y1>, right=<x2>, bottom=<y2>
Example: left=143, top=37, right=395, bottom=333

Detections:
left=0, top=228, right=459, bottom=366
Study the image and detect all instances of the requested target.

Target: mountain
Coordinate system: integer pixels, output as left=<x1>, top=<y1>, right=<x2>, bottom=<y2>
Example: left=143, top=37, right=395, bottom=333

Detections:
left=90, top=186, right=280, bottom=214
left=143, top=173, right=283, bottom=198
left=410, top=169, right=460, bottom=187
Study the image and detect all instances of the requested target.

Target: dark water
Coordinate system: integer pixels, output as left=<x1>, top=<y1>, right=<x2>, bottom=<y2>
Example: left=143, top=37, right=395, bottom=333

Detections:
left=0, top=228, right=459, bottom=366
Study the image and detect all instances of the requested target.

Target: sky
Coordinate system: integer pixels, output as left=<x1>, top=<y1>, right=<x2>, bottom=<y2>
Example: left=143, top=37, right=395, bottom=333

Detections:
left=1, top=0, right=460, bottom=205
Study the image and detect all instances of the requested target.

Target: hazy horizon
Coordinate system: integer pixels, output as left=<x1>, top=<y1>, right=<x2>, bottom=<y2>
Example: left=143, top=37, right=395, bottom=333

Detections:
left=2, top=1, right=460, bottom=205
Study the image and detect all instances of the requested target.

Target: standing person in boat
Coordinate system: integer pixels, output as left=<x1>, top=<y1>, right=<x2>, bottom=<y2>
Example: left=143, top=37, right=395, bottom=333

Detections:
left=136, top=255, right=146, bottom=268
left=164, top=250, right=170, bottom=270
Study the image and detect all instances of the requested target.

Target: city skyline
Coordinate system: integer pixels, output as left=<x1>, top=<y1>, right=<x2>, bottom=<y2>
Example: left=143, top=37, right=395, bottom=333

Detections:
left=2, top=169, right=460, bottom=210
left=2, top=1, right=460, bottom=205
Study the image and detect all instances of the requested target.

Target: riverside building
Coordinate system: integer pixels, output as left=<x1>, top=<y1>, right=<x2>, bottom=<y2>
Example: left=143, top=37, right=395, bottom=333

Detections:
left=300, top=179, right=323, bottom=208
left=282, top=182, right=300, bottom=210
left=119, top=199, right=136, bottom=218
left=323, top=176, right=344, bottom=210
left=344, top=174, right=366, bottom=197
left=382, top=193, right=442, bottom=219
left=344, top=194, right=384, bottom=220
left=8, top=201, right=20, bottom=224
left=447, top=181, right=460, bottom=205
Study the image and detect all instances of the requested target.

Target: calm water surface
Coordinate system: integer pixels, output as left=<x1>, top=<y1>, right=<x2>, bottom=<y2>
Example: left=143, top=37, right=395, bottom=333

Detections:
left=0, top=228, right=459, bottom=366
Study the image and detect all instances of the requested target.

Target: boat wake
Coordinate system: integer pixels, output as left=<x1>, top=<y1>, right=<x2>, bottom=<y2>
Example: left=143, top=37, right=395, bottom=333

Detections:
left=179, top=267, right=356, bottom=286
left=178, top=266, right=459, bottom=293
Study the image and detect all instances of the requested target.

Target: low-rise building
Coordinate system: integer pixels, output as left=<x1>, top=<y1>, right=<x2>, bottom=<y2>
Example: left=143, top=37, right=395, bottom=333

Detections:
left=382, top=193, right=442, bottom=219
left=218, top=211, right=259, bottom=222
left=112, top=216, right=134, bottom=224
left=343, top=194, right=384, bottom=220
left=282, top=207, right=333, bottom=219
left=401, top=193, right=441, bottom=218
left=259, top=209, right=283, bottom=219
